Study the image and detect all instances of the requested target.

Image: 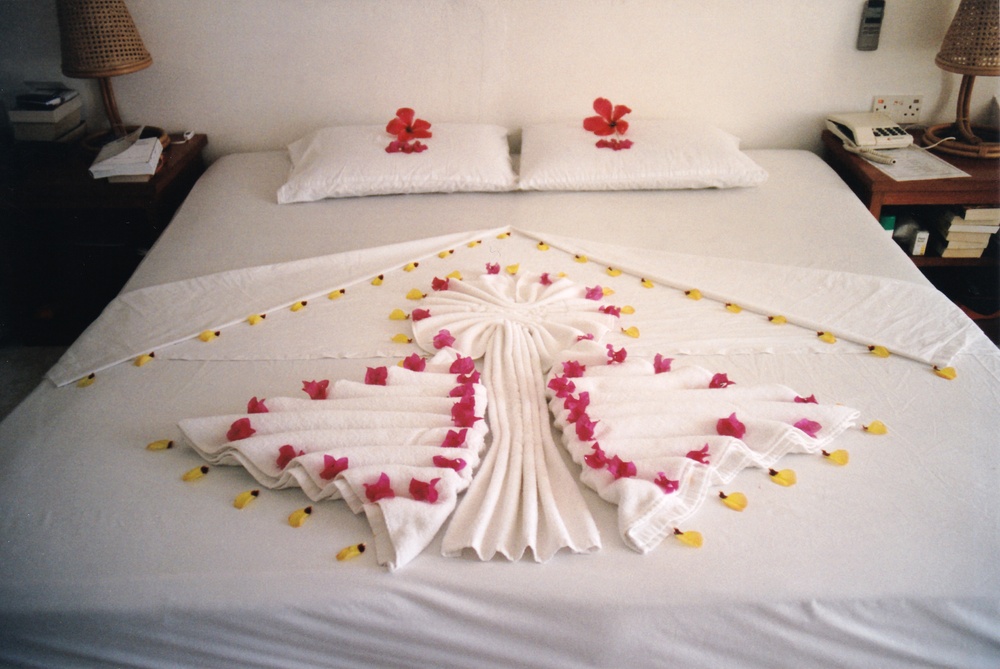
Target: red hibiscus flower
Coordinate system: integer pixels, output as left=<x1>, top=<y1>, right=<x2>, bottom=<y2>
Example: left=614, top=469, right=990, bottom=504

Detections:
left=386, top=108, right=432, bottom=142
left=583, top=97, right=631, bottom=137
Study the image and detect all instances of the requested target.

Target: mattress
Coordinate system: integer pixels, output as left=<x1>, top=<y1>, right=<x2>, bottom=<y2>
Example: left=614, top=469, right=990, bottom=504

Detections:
left=1, top=150, right=998, bottom=669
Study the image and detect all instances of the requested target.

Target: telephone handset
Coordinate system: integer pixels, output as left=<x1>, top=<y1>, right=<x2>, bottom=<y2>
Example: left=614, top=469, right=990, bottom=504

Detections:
left=825, top=112, right=912, bottom=164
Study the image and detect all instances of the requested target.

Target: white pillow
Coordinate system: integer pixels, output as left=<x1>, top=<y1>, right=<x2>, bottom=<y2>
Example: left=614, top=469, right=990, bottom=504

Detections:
left=518, top=120, right=768, bottom=191
left=278, top=123, right=517, bottom=203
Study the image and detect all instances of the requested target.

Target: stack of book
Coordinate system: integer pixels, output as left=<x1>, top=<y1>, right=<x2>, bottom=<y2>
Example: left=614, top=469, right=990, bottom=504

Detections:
left=928, top=206, right=1000, bottom=258
left=9, top=83, right=86, bottom=143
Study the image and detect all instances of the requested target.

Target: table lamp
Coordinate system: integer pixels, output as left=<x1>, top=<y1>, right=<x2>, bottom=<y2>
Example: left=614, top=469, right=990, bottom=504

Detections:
left=923, top=0, right=999, bottom=159
left=55, top=0, right=163, bottom=148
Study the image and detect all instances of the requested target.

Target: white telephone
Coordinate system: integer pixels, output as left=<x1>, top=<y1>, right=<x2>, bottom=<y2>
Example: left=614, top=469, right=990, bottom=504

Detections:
left=826, top=112, right=912, bottom=164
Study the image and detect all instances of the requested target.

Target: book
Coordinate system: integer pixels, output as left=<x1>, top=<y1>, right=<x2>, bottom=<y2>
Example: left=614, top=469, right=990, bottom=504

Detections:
left=944, top=229, right=994, bottom=244
left=928, top=230, right=988, bottom=258
left=956, top=205, right=1000, bottom=222
left=89, top=128, right=164, bottom=179
left=8, top=95, right=83, bottom=124
left=12, top=108, right=83, bottom=141
left=928, top=207, right=1000, bottom=234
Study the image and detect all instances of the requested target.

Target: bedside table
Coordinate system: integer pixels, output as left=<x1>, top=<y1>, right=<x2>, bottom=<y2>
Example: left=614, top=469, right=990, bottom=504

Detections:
left=821, top=129, right=999, bottom=342
left=0, top=133, right=207, bottom=345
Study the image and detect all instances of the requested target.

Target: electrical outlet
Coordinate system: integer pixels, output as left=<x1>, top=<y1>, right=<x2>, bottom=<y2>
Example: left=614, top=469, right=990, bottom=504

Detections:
left=872, top=95, right=923, bottom=124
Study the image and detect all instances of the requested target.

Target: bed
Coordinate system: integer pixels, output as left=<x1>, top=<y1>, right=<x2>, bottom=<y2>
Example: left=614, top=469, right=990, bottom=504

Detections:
left=1, top=115, right=998, bottom=668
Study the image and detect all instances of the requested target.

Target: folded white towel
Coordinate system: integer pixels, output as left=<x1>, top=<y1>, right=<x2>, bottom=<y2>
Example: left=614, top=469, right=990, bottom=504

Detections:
left=547, top=359, right=859, bottom=553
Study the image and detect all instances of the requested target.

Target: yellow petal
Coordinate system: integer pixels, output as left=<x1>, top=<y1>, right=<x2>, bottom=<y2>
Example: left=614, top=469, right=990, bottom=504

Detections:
left=446, top=270, right=463, bottom=280
left=371, top=275, right=384, bottom=286
left=933, top=366, right=957, bottom=380
left=76, top=373, right=96, bottom=387
left=574, top=254, right=589, bottom=263
left=388, top=308, right=409, bottom=320
left=606, top=267, right=622, bottom=277
left=768, top=315, right=787, bottom=324
left=621, top=326, right=640, bottom=338
left=506, top=264, right=519, bottom=275
left=685, top=289, right=702, bottom=300
left=868, top=345, right=890, bottom=358
left=725, top=303, right=742, bottom=313
left=863, top=420, right=888, bottom=435
left=719, top=491, right=748, bottom=512
left=602, top=287, right=615, bottom=296
left=288, top=506, right=312, bottom=527
left=823, top=449, right=850, bottom=465
left=146, top=439, right=174, bottom=451
left=247, top=314, right=265, bottom=325
left=134, top=352, right=155, bottom=366
left=290, top=300, right=307, bottom=312
left=406, top=288, right=426, bottom=300
left=621, top=305, right=636, bottom=315
left=496, top=232, right=510, bottom=239
left=391, top=333, right=413, bottom=344
left=328, top=288, right=346, bottom=300
left=641, top=278, right=654, bottom=288
left=537, top=241, right=549, bottom=251
left=199, top=330, right=219, bottom=342
left=336, top=543, right=366, bottom=561
left=403, top=262, right=419, bottom=272
left=438, top=249, right=454, bottom=258
left=468, top=240, right=482, bottom=247
left=673, top=528, right=703, bottom=548
left=817, top=331, right=837, bottom=344
left=182, top=465, right=209, bottom=481
left=768, top=468, right=797, bottom=487
left=233, top=489, right=260, bottom=509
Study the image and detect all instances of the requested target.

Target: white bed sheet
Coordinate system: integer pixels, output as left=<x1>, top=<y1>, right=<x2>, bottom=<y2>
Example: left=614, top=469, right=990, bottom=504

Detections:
left=1, top=150, right=998, bottom=669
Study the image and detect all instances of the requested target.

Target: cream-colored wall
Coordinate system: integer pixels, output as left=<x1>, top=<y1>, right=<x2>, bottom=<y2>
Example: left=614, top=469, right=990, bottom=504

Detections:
left=2, top=0, right=996, bottom=162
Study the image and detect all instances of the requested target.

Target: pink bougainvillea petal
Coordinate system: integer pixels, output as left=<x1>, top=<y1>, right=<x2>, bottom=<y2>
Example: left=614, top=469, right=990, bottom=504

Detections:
left=575, top=415, right=599, bottom=441
left=364, top=367, right=388, bottom=386
left=794, top=418, right=822, bottom=438
left=276, top=444, right=304, bottom=470
left=709, top=373, right=735, bottom=389
left=655, top=472, right=679, bottom=494
left=364, top=472, right=395, bottom=503
left=585, top=285, right=605, bottom=300
left=716, top=413, right=746, bottom=439
left=247, top=396, right=269, bottom=414
left=548, top=375, right=576, bottom=398
left=226, top=417, right=255, bottom=441
left=433, top=330, right=455, bottom=349
left=606, top=344, right=627, bottom=364
left=441, top=428, right=468, bottom=448
left=320, top=454, right=349, bottom=480
left=795, top=394, right=818, bottom=404
left=302, top=379, right=330, bottom=400
left=654, top=354, right=673, bottom=374
left=686, top=444, right=711, bottom=464
left=411, top=308, right=431, bottom=321
left=485, top=262, right=500, bottom=275
left=402, top=353, right=427, bottom=372
left=409, top=477, right=440, bottom=503
left=432, top=277, right=450, bottom=291
left=433, top=455, right=467, bottom=471
left=449, top=355, right=476, bottom=375
left=584, top=443, right=609, bottom=469
left=562, top=360, right=587, bottom=378
left=607, top=455, right=637, bottom=480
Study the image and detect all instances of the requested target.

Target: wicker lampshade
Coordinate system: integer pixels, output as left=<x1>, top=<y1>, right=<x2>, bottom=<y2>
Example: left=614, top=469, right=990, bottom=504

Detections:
left=56, top=0, right=152, bottom=78
left=923, top=0, right=1000, bottom=159
left=935, top=0, right=999, bottom=77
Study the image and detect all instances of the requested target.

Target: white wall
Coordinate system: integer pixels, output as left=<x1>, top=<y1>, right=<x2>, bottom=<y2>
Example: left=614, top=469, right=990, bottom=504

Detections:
left=2, top=0, right=997, bottom=162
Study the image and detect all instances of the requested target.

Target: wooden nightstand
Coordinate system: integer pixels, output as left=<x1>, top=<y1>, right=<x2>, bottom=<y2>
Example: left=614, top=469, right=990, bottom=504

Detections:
left=0, top=133, right=207, bottom=345
left=821, top=129, right=999, bottom=341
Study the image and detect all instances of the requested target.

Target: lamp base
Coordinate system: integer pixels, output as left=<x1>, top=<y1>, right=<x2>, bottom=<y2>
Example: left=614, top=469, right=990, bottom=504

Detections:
left=81, top=125, right=170, bottom=154
left=923, top=123, right=1000, bottom=160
